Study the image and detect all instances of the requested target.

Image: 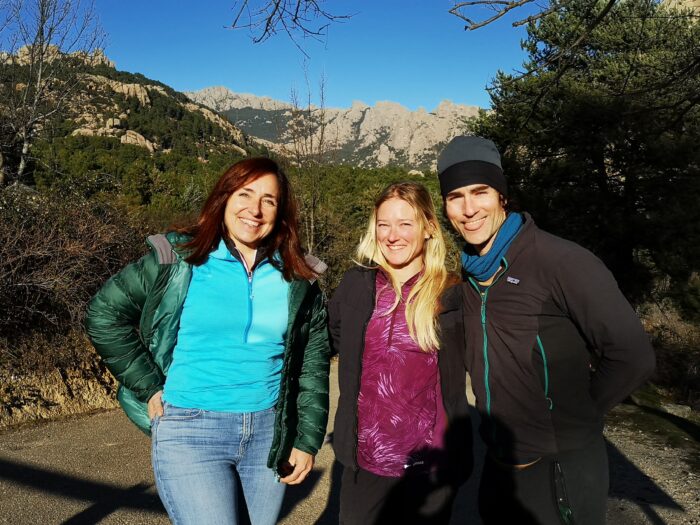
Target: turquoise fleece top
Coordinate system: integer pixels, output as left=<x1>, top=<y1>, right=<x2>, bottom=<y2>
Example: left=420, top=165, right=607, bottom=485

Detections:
left=163, top=238, right=290, bottom=412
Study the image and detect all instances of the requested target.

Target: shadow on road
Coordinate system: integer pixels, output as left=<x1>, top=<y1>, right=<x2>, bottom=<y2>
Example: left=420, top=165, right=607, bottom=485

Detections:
left=0, top=457, right=165, bottom=524
left=276, top=465, right=333, bottom=523
left=0, top=431, right=688, bottom=524
left=607, top=439, right=684, bottom=525
left=314, top=460, right=343, bottom=525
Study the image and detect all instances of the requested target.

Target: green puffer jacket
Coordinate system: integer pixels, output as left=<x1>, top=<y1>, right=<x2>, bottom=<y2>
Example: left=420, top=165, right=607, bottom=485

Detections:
left=85, top=232, right=331, bottom=473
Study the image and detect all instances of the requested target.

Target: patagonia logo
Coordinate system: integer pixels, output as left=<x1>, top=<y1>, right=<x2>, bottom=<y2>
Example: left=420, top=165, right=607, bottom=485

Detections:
left=506, top=276, right=520, bottom=285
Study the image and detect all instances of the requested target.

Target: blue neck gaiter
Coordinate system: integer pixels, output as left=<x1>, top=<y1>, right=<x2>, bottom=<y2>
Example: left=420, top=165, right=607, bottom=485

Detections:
left=461, top=212, right=524, bottom=282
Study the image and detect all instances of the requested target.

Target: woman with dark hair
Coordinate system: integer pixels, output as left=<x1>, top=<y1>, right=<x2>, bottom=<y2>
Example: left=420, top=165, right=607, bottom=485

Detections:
left=86, top=157, right=330, bottom=525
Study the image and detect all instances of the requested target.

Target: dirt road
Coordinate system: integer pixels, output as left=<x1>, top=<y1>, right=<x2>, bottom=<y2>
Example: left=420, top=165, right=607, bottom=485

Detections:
left=0, top=361, right=697, bottom=524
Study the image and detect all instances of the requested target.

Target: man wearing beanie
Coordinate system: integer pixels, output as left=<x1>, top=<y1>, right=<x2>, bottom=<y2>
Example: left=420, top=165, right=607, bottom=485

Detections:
left=437, top=136, right=655, bottom=524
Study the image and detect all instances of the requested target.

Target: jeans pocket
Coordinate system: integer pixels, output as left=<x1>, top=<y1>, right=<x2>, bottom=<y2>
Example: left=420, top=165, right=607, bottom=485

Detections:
left=161, top=403, right=203, bottom=421
left=150, top=414, right=161, bottom=428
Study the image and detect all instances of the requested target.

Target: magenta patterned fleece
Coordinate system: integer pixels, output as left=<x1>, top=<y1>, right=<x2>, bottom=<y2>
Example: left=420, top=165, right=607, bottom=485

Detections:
left=357, top=270, right=447, bottom=477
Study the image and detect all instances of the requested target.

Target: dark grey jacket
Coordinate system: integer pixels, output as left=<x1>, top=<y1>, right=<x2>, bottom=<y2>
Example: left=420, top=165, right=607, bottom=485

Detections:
left=455, top=213, right=655, bottom=463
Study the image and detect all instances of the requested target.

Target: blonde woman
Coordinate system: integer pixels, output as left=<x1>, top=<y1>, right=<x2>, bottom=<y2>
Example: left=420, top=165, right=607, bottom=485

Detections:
left=329, top=182, right=472, bottom=525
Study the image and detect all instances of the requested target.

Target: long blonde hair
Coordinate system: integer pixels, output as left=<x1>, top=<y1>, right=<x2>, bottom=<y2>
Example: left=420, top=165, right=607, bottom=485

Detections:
left=356, top=182, right=448, bottom=352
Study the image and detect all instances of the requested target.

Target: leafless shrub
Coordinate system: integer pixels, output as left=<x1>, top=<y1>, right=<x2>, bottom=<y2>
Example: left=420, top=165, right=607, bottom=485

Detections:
left=0, top=185, right=142, bottom=342
left=641, top=300, right=700, bottom=409
left=0, top=328, right=93, bottom=374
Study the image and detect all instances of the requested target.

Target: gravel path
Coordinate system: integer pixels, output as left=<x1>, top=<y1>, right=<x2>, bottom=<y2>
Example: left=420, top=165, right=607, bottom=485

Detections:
left=0, top=361, right=697, bottom=524
left=604, top=405, right=699, bottom=524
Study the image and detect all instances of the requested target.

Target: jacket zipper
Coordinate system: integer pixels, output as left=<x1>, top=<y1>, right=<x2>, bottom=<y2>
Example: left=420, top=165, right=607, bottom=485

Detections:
left=467, top=259, right=509, bottom=417
left=479, top=287, right=492, bottom=415
left=387, top=279, right=406, bottom=346
left=240, top=257, right=268, bottom=343
left=244, top=269, right=254, bottom=343
left=272, top=281, right=311, bottom=468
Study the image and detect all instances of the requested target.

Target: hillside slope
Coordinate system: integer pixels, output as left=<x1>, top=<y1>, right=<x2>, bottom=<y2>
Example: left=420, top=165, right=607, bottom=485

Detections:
left=66, top=65, right=250, bottom=157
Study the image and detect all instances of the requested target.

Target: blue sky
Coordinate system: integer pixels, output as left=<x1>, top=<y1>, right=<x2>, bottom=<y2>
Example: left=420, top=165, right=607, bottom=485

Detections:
left=97, top=1, right=531, bottom=111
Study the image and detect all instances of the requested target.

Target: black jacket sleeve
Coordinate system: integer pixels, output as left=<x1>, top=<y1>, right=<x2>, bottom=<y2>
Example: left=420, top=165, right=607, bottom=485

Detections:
left=328, top=271, right=352, bottom=357
left=553, top=248, right=655, bottom=414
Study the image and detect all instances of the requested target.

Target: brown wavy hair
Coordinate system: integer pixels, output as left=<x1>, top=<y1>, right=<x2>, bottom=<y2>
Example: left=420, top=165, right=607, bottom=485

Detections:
left=178, top=157, right=314, bottom=281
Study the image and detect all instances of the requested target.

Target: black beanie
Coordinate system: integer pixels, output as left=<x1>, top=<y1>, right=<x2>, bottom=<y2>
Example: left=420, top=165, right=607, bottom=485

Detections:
left=437, top=136, right=507, bottom=197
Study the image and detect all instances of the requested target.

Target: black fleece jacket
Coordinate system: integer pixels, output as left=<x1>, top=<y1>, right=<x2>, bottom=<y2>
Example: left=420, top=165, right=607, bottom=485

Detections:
left=329, top=267, right=473, bottom=484
left=455, top=213, right=655, bottom=463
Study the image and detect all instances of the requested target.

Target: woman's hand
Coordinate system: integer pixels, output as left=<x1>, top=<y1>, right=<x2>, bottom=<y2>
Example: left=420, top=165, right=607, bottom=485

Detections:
left=279, top=448, right=315, bottom=485
left=148, top=390, right=164, bottom=421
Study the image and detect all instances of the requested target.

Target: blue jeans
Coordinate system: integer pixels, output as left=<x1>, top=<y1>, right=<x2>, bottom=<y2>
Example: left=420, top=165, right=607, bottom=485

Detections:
left=151, top=403, right=285, bottom=525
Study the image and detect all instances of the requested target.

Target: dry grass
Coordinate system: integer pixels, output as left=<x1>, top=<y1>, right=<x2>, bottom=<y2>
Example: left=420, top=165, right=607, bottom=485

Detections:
left=640, top=300, right=700, bottom=409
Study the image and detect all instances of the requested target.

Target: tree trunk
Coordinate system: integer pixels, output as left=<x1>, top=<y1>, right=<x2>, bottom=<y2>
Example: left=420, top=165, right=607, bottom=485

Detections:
left=16, top=135, right=31, bottom=182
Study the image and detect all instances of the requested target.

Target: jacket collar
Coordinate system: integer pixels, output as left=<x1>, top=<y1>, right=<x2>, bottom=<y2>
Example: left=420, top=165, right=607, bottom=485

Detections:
left=219, top=236, right=274, bottom=270
left=163, top=231, right=193, bottom=261
left=498, top=211, right=536, bottom=267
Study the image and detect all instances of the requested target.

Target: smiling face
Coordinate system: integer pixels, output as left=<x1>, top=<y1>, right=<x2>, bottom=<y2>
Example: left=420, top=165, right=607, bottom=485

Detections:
left=444, top=184, right=507, bottom=256
left=223, top=173, right=280, bottom=253
left=375, top=197, right=428, bottom=276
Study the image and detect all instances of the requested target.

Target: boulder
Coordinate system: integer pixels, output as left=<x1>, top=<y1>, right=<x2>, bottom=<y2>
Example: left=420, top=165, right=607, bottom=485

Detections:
left=120, top=130, right=156, bottom=152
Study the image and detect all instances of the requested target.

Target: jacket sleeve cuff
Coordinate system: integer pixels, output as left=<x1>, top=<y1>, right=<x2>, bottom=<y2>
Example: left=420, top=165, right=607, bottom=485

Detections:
left=292, top=439, right=319, bottom=456
left=137, top=384, right=164, bottom=404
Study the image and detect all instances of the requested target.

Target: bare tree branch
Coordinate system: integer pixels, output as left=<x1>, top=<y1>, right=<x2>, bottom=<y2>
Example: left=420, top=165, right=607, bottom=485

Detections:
left=0, top=0, right=104, bottom=186
left=512, top=5, right=558, bottom=26
left=282, top=68, right=339, bottom=255
left=450, top=0, right=538, bottom=30
left=230, top=0, right=352, bottom=43
left=229, top=0, right=351, bottom=53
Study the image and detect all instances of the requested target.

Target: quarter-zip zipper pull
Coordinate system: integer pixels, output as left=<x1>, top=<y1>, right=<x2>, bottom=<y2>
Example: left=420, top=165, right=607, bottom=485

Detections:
left=242, top=260, right=254, bottom=342
left=239, top=251, right=255, bottom=299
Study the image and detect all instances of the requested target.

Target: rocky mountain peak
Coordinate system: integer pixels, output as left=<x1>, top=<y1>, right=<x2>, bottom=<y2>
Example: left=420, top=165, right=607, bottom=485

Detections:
left=186, top=87, right=482, bottom=170
left=4, top=45, right=115, bottom=68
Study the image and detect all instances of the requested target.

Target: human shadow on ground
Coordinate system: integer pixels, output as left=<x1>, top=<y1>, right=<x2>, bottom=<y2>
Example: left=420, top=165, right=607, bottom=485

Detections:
left=607, top=439, right=684, bottom=525
left=1, top=450, right=331, bottom=525
left=277, top=467, right=325, bottom=521
left=1, top=454, right=326, bottom=525
left=314, top=459, right=343, bottom=525
left=315, top=411, right=687, bottom=525
left=1, top=415, right=688, bottom=524
left=273, top=430, right=343, bottom=525
left=0, top=457, right=165, bottom=524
